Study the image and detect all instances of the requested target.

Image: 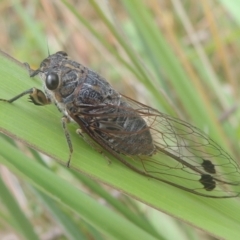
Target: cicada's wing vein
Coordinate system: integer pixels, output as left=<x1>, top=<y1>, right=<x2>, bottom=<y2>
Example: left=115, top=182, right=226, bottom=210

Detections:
left=70, top=95, right=240, bottom=198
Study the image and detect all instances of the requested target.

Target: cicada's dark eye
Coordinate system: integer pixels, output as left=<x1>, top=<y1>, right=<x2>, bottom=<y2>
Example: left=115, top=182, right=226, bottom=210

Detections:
left=46, top=72, right=59, bottom=90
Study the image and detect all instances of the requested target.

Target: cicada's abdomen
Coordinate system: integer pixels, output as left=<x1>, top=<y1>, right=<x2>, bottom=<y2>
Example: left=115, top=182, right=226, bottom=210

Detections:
left=92, top=101, right=156, bottom=156
left=109, top=115, right=155, bottom=156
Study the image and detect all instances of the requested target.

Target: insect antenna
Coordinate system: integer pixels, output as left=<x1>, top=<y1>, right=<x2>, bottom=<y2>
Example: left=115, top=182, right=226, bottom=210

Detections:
left=46, top=37, right=50, bottom=57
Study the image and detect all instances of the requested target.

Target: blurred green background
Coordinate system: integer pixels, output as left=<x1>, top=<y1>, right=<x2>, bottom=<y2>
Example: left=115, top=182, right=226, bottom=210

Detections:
left=0, top=0, right=240, bottom=239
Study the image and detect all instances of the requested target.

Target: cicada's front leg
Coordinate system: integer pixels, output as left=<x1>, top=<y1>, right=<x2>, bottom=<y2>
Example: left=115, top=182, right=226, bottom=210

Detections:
left=0, top=62, right=51, bottom=106
left=0, top=87, right=51, bottom=106
left=23, top=62, right=34, bottom=74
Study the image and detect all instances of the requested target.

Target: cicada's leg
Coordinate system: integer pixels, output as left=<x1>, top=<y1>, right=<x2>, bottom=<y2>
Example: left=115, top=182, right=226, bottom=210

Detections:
left=62, top=116, right=73, bottom=168
left=0, top=88, right=50, bottom=106
left=24, top=62, right=43, bottom=78
left=23, top=62, right=37, bottom=77
left=76, top=129, right=111, bottom=165
left=1, top=62, right=50, bottom=105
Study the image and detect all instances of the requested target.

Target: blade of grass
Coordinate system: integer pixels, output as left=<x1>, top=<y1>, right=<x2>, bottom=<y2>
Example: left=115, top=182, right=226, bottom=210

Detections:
left=0, top=138, right=159, bottom=240
left=12, top=0, right=47, bottom=54
left=60, top=0, right=140, bottom=80
left=219, top=0, right=240, bottom=24
left=31, top=148, right=161, bottom=239
left=32, top=188, right=91, bottom=240
left=0, top=173, right=39, bottom=240
left=71, top=170, right=162, bottom=239
left=120, top=1, right=205, bottom=120
left=30, top=150, right=98, bottom=239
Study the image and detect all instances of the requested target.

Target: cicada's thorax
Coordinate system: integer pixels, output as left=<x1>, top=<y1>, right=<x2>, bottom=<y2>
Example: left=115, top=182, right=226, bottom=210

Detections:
left=42, top=58, right=120, bottom=115
left=42, top=53, right=155, bottom=156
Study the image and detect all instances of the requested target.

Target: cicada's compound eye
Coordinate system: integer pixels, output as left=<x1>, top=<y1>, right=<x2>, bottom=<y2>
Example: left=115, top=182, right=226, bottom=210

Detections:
left=46, top=72, right=59, bottom=90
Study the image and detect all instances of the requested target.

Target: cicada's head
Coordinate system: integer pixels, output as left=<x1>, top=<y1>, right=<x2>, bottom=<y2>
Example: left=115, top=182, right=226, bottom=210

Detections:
left=30, top=51, right=68, bottom=78
left=29, top=51, right=83, bottom=104
left=29, top=51, right=73, bottom=98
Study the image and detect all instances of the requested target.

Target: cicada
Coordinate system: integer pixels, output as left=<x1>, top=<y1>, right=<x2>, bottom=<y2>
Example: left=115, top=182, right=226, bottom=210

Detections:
left=1, top=51, right=240, bottom=198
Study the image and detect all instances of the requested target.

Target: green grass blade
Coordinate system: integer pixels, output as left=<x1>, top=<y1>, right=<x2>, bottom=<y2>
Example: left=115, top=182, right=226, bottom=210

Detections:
left=32, top=188, right=89, bottom=240
left=0, top=173, right=39, bottom=239
left=12, top=0, right=47, bottom=54
left=121, top=1, right=207, bottom=121
left=71, top=170, right=161, bottom=239
left=0, top=138, right=158, bottom=240
left=219, top=0, right=240, bottom=24
left=60, top=0, right=140, bottom=79
left=29, top=149, right=93, bottom=239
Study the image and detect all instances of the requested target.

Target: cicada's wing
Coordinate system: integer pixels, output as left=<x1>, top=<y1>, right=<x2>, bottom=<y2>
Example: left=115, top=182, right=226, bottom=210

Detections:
left=70, top=95, right=240, bottom=198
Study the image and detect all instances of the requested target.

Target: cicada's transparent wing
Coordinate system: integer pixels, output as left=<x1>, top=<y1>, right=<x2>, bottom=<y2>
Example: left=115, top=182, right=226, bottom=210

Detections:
left=70, top=95, right=240, bottom=198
